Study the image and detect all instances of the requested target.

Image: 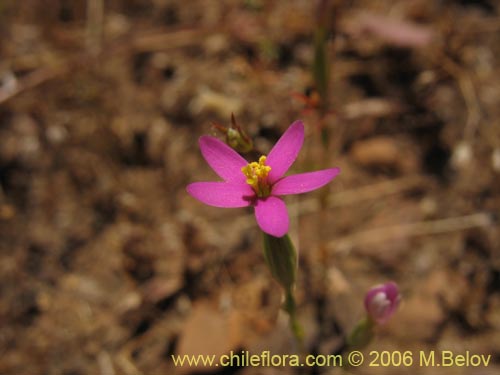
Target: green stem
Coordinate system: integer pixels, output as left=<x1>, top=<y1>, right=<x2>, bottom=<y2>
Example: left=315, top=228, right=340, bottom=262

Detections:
left=346, top=317, right=375, bottom=350
left=262, top=233, right=303, bottom=344
left=284, top=288, right=304, bottom=344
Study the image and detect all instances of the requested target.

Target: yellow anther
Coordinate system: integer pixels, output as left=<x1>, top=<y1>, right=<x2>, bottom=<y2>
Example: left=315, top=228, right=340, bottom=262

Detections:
left=241, top=155, right=271, bottom=197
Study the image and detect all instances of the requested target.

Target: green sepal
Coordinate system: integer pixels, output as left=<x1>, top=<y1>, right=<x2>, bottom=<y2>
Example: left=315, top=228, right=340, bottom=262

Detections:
left=262, top=233, right=297, bottom=291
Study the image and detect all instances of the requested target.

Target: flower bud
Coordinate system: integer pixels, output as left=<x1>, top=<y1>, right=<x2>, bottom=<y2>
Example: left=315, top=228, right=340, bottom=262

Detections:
left=364, top=281, right=400, bottom=325
left=212, top=114, right=253, bottom=153
left=226, top=127, right=253, bottom=153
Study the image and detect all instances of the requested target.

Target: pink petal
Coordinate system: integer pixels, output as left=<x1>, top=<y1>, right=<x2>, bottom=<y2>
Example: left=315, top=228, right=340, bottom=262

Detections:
left=187, top=182, right=254, bottom=207
left=272, top=168, right=340, bottom=195
left=266, top=121, right=304, bottom=184
left=254, top=196, right=289, bottom=237
left=364, top=282, right=400, bottom=324
left=383, top=281, right=400, bottom=303
left=199, top=136, right=248, bottom=183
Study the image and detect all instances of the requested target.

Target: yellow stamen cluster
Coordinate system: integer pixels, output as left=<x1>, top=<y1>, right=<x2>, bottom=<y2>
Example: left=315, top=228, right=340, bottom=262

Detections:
left=241, top=155, right=271, bottom=197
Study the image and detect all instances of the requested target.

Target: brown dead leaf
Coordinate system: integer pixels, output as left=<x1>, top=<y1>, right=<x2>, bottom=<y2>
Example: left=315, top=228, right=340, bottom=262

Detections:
left=176, top=300, right=243, bottom=373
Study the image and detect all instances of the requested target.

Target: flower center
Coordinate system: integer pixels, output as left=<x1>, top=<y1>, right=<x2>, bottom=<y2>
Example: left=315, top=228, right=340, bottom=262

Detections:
left=241, top=155, right=271, bottom=197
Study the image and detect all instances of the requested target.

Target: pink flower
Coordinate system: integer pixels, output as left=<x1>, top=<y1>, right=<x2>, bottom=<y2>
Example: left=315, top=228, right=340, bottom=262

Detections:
left=364, top=281, right=401, bottom=324
left=186, top=120, right=340, bottom=237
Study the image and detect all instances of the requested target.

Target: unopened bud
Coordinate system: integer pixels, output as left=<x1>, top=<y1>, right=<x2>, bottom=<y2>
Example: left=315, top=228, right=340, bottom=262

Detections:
left=213, top=113, right=253, bottom=153
left=364, top=281, right=400, bottom=325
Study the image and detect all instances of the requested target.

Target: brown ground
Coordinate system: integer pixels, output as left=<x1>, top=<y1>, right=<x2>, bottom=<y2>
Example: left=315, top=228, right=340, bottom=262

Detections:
left=0, top=1, right=499, bottom=374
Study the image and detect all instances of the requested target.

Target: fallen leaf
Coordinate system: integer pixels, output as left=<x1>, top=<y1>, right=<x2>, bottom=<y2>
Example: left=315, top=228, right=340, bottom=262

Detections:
left=176, top=300, right=243, bottom=373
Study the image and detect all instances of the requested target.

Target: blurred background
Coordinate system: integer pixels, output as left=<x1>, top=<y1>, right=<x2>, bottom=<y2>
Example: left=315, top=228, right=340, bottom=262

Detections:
left=0, top=0, right=499, bottom=374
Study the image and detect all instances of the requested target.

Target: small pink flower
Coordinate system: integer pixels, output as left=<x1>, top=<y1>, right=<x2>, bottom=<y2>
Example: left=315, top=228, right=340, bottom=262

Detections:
left=364, top=281, right=401, bottom=324
left=187, top=120, right=340, bottom=237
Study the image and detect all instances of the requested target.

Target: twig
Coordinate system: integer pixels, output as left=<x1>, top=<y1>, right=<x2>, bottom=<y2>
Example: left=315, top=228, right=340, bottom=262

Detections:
left=0, top=26, right=214, bottom=105
left=468, top=18, right=500, bottom=33
left=0, top=63, right=65, bottom=104
left=86, top=0, right=105, bottom=55
left=439, top=53, right=481, bottom=140
left=291, top=175, right=429, bottom=217
left=131, top=28, right=210, bottom=52
left=328, top=212, right=493, bottom=253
